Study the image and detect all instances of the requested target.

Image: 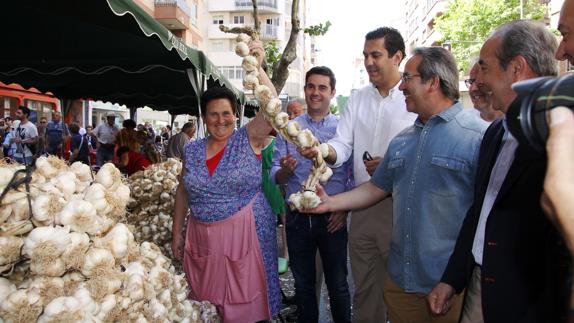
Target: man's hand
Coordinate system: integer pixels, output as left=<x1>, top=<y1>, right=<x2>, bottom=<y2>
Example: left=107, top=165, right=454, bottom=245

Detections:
left=301, top=184, right=332, bottom=214
left=327, top=211, right=347, bottom=233
left=364, top=156, right=382, bottom=176
left=171, top=231, right=185, bottom=261
left=427, top=282, right=455, bottom=315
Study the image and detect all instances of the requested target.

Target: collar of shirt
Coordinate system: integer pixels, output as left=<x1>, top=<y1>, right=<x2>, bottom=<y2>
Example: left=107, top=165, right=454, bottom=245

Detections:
left=414, top=101, right=463, bottom=128
left=302, top=112, right=333, bottom=127
left=369, top=80, right=402, bottom=100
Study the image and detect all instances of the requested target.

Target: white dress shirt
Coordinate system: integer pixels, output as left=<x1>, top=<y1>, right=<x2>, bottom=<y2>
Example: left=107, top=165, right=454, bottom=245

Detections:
left=329, top=83, right=417, bottom=185
left=472, top=120, right=518, bottom=265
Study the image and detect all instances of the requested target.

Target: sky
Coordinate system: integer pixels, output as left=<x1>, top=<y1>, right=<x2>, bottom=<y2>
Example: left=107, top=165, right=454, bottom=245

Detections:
left=308, top=0, right=406, bottom=96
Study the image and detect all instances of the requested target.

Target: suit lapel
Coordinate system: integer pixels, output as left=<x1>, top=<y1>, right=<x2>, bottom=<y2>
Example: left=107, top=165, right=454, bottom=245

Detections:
left=475, top=121, right=505, bottom=205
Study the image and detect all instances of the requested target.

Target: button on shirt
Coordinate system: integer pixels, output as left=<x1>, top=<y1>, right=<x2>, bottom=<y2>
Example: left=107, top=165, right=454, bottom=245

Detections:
left=93, top=123, right=119, bottom=145
left=371, top=103, right=487, bottom=293
left=329, top=83, right=417, bottom=185
left=270, top=114, right=353, bottom=198
left=472, top=120, right=518, bottom=265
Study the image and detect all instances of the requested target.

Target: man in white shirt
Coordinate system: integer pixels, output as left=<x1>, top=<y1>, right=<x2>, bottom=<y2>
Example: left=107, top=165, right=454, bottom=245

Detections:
left=11, top=106, right=38, bottom=165
left=302, top=27, right=417, bottom=322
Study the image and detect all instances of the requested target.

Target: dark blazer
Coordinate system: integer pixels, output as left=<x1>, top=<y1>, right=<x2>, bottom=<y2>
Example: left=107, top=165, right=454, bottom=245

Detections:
left=441, top=119, right=571, bottom=323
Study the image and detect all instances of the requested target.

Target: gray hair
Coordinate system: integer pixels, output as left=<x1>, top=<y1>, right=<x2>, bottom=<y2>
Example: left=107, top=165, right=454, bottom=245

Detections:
left=287, top=98, right=306, bottom=107
left=413, top=47, right=460, bottom=101
left=181, top=121, right=196, bottom=132
left=491, top=20, right=558, bottom=77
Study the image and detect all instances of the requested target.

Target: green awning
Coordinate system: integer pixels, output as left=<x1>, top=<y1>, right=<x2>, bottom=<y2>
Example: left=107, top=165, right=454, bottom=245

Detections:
left=0, top=0, right=244, bottom=115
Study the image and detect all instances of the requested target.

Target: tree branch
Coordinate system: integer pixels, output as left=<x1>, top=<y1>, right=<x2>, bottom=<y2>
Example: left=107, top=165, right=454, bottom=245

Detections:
left=271, top=0, right=300, bottom=94
left=252, top=0, right=261, bottom=34
left=218, top=25, right=257, bottom=39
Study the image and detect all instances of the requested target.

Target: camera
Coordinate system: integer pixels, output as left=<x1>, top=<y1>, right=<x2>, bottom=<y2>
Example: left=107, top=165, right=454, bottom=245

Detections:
left=507, top=73, right=574, bottom=153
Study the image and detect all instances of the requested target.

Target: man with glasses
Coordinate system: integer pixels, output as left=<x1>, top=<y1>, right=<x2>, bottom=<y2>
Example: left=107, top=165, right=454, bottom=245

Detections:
left=302, top=47, right=487, bottom=322
left=465, top=63, right=503, bottom=122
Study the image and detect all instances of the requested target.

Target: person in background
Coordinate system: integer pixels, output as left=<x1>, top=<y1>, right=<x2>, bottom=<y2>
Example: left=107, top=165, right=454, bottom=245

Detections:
left=286, top=98, right=307, bottom=120
left=466, top=62, right=503, bottom=123
left=36, top=117, right=47, bottom=156
left=154, top=135, right=164, bottom=157
left=45, top=111, right=69, bottom=157
left=11, top=106, right=38, bottom=165
left=69, top=123, right=90, bottom=165
left=115, top=119, right=140, bottom=153
left=93, top=112, right=119, bottom=166
left=116, top=145, right=151, bottom=176
left=136, top=130, right=160, bottom=164
left=166, top=121, right=196, bottom=160
left=2, top=121, right=18, bottom=161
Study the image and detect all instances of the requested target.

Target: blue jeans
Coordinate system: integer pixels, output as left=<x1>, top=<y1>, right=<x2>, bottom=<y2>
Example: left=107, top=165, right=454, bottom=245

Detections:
left=96, top=145, right=115, bottom=166
left=286, top=210, right=351, bottom=323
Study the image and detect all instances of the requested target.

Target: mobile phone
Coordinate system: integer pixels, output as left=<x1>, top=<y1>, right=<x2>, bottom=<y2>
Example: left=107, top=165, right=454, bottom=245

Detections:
left=363, top=151, right=373, bottom=162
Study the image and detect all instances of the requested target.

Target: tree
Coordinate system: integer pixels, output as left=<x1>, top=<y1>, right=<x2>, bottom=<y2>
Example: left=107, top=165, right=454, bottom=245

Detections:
left=435, top=0, right=547, bottom=74
left=219, top=0, right=330, bottom=94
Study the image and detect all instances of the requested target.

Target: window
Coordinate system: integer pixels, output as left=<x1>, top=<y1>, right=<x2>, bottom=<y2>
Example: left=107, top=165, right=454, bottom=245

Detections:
left=212, top=15, right=224, bottom=24
left=233, top=16, right=245, bottom=24
left=218, top=66, right=244, bottom=80
left=211, top=41, right=225, bottom=52
left=191, top=1, right=198, bottom=26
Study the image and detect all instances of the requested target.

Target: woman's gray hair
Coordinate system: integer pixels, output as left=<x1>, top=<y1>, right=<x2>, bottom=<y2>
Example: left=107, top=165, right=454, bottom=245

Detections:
left=491, top=20, right=558, bottom=77
left=413, top=47, right=460, bottom=101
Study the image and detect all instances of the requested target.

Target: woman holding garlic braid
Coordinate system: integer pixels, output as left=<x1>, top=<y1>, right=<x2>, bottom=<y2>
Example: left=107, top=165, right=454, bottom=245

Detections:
left=171, top=41, right=280, bottom=322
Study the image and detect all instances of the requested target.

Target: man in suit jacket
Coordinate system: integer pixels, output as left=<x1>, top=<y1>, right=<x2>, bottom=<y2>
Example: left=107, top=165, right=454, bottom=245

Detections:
left=427, top=20, right=571, bottom=323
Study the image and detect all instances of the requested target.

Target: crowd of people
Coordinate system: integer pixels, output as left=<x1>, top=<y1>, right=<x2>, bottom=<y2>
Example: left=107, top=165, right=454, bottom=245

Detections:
left=172, top=1, right=574, bottom=322
left=0, top=108, right=196, bottom=176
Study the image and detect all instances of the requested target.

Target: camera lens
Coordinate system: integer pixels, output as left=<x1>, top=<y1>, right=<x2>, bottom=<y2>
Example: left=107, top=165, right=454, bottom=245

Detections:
left=507, top=73, right=574, bottom=153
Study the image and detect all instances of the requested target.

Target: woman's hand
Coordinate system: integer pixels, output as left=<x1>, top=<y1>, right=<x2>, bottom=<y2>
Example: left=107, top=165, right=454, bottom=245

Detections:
left=172, top=231, right=184, bottom=261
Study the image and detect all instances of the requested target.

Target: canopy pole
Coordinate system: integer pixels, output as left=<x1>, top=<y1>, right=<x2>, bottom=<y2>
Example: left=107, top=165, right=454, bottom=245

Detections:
left=128, top=106, right=138, bottom=120
left=239, top=104, right=245, bottom=127
left=186, top=68, right=206, bottom=139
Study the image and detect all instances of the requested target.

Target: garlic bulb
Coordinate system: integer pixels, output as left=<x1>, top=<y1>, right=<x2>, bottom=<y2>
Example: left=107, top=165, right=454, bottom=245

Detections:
left=288, top=192, right=302, bottom=210
left=32, top=194, right=65, bottom=226
left=93, top=223, right=135, bottom=260
left=274, top=112, right=290, bottom=129
left=254, top=84, right=273, bottom=106
left=23, top=226, right=70, bottom=277
left=70, top=161, right=92, bottom=182
left=62, top=232, right=90, bottom=270
left=37, top=296, right=86, bottom=323
left=319, top=166, right=334, bottom=183
left=81, top=247, right=115, bottom=278
left=57, top=200, right=103, bottom=235
left=265, top=98, right=283, bottom=117
left=235, top=42, right=250, bottom=57
left=242, top=55, right=259, bottom=72
left=96, top=163, right=123, bottom=190
left=301, top=190, right=322, bottom=209
left=26, top=276, right=65, bottom=305
left=0, top=278, right=16, bottom=303
left=0, top=289, right=43, bottom=322
left=0, top=236, right=23, bottom=273
left=243, top=72, right=260, bottom=90
left=297, top=129, right=316, bottom=148
left=35, top=156, right=67, bottom=179
left=319, top=143, right=330, bottom=159
left=51, top=171, right=77, bottom=199
left=286, top=122, right=301, bottom=138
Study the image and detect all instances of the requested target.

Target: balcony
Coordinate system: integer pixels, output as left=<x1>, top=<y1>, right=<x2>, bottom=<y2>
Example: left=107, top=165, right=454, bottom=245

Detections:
left=260, top=24, right=278, bottom=40
left=235, top=0, right=280, bottom=13
left=154, top=0, right=191, bottom=30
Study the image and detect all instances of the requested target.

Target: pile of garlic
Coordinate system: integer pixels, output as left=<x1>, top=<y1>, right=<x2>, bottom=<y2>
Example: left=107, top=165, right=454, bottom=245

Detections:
left=126, top=158, right=182, bottom=261
left=235, top=34, right=332, bottom=209
left=0, top=157, right=220, bottom=322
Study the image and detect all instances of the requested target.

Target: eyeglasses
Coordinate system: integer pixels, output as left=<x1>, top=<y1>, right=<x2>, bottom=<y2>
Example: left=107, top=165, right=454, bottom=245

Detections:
left=464, top=78, right=476, bottom=89
left=401, top=73, right=422, bottom=83
left=40, top=121, right=46, bottom=124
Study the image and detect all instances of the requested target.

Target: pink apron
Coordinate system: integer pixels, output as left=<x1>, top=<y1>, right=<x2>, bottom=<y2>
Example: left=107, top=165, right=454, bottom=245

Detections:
left=183, top=196, right=271, bottom=322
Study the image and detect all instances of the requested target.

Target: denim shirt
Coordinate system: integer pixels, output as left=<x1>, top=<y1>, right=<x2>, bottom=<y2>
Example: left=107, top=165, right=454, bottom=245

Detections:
left=270, top=113, right=353, bottom=198
left=371, top=102, right=487, bottom=293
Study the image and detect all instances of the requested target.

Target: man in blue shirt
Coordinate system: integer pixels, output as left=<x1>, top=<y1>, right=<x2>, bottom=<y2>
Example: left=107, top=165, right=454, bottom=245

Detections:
left=303, top=47, right=487, bottom=323
left=271, top=66, right=353, bottom=323
left=45, top=111, right=69, bottom=157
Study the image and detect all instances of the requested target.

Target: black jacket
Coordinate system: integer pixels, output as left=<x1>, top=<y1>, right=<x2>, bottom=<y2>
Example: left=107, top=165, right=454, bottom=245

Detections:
left=441, top=119, right=571, bottom=323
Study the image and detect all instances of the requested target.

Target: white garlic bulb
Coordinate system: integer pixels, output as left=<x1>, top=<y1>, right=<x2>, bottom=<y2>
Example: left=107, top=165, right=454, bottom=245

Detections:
left=297, top=129, right=316, bottom=148
left=254, top=84, right=273, bottom=106
left=301, top=190, right=322, bottom=209
left=265, top=98, right=283, bottom=117
left=236, top=33, right=251, bottom=43
left=319, top=143, right=330, bottom=159
left=242, top=55, right=259, bottom=72
left=319, top=166, right=333, bottom=184
left=286, top=122, right=301, bottom=138
left=57, top=200, right=100, bottom=235
left=235, top=42, right=250, bottom=57
left=274, top=112, right=290, bottom=129
left=243, top=72, right=260, bottom=90
left=95, top=163, right=123, bottom=190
